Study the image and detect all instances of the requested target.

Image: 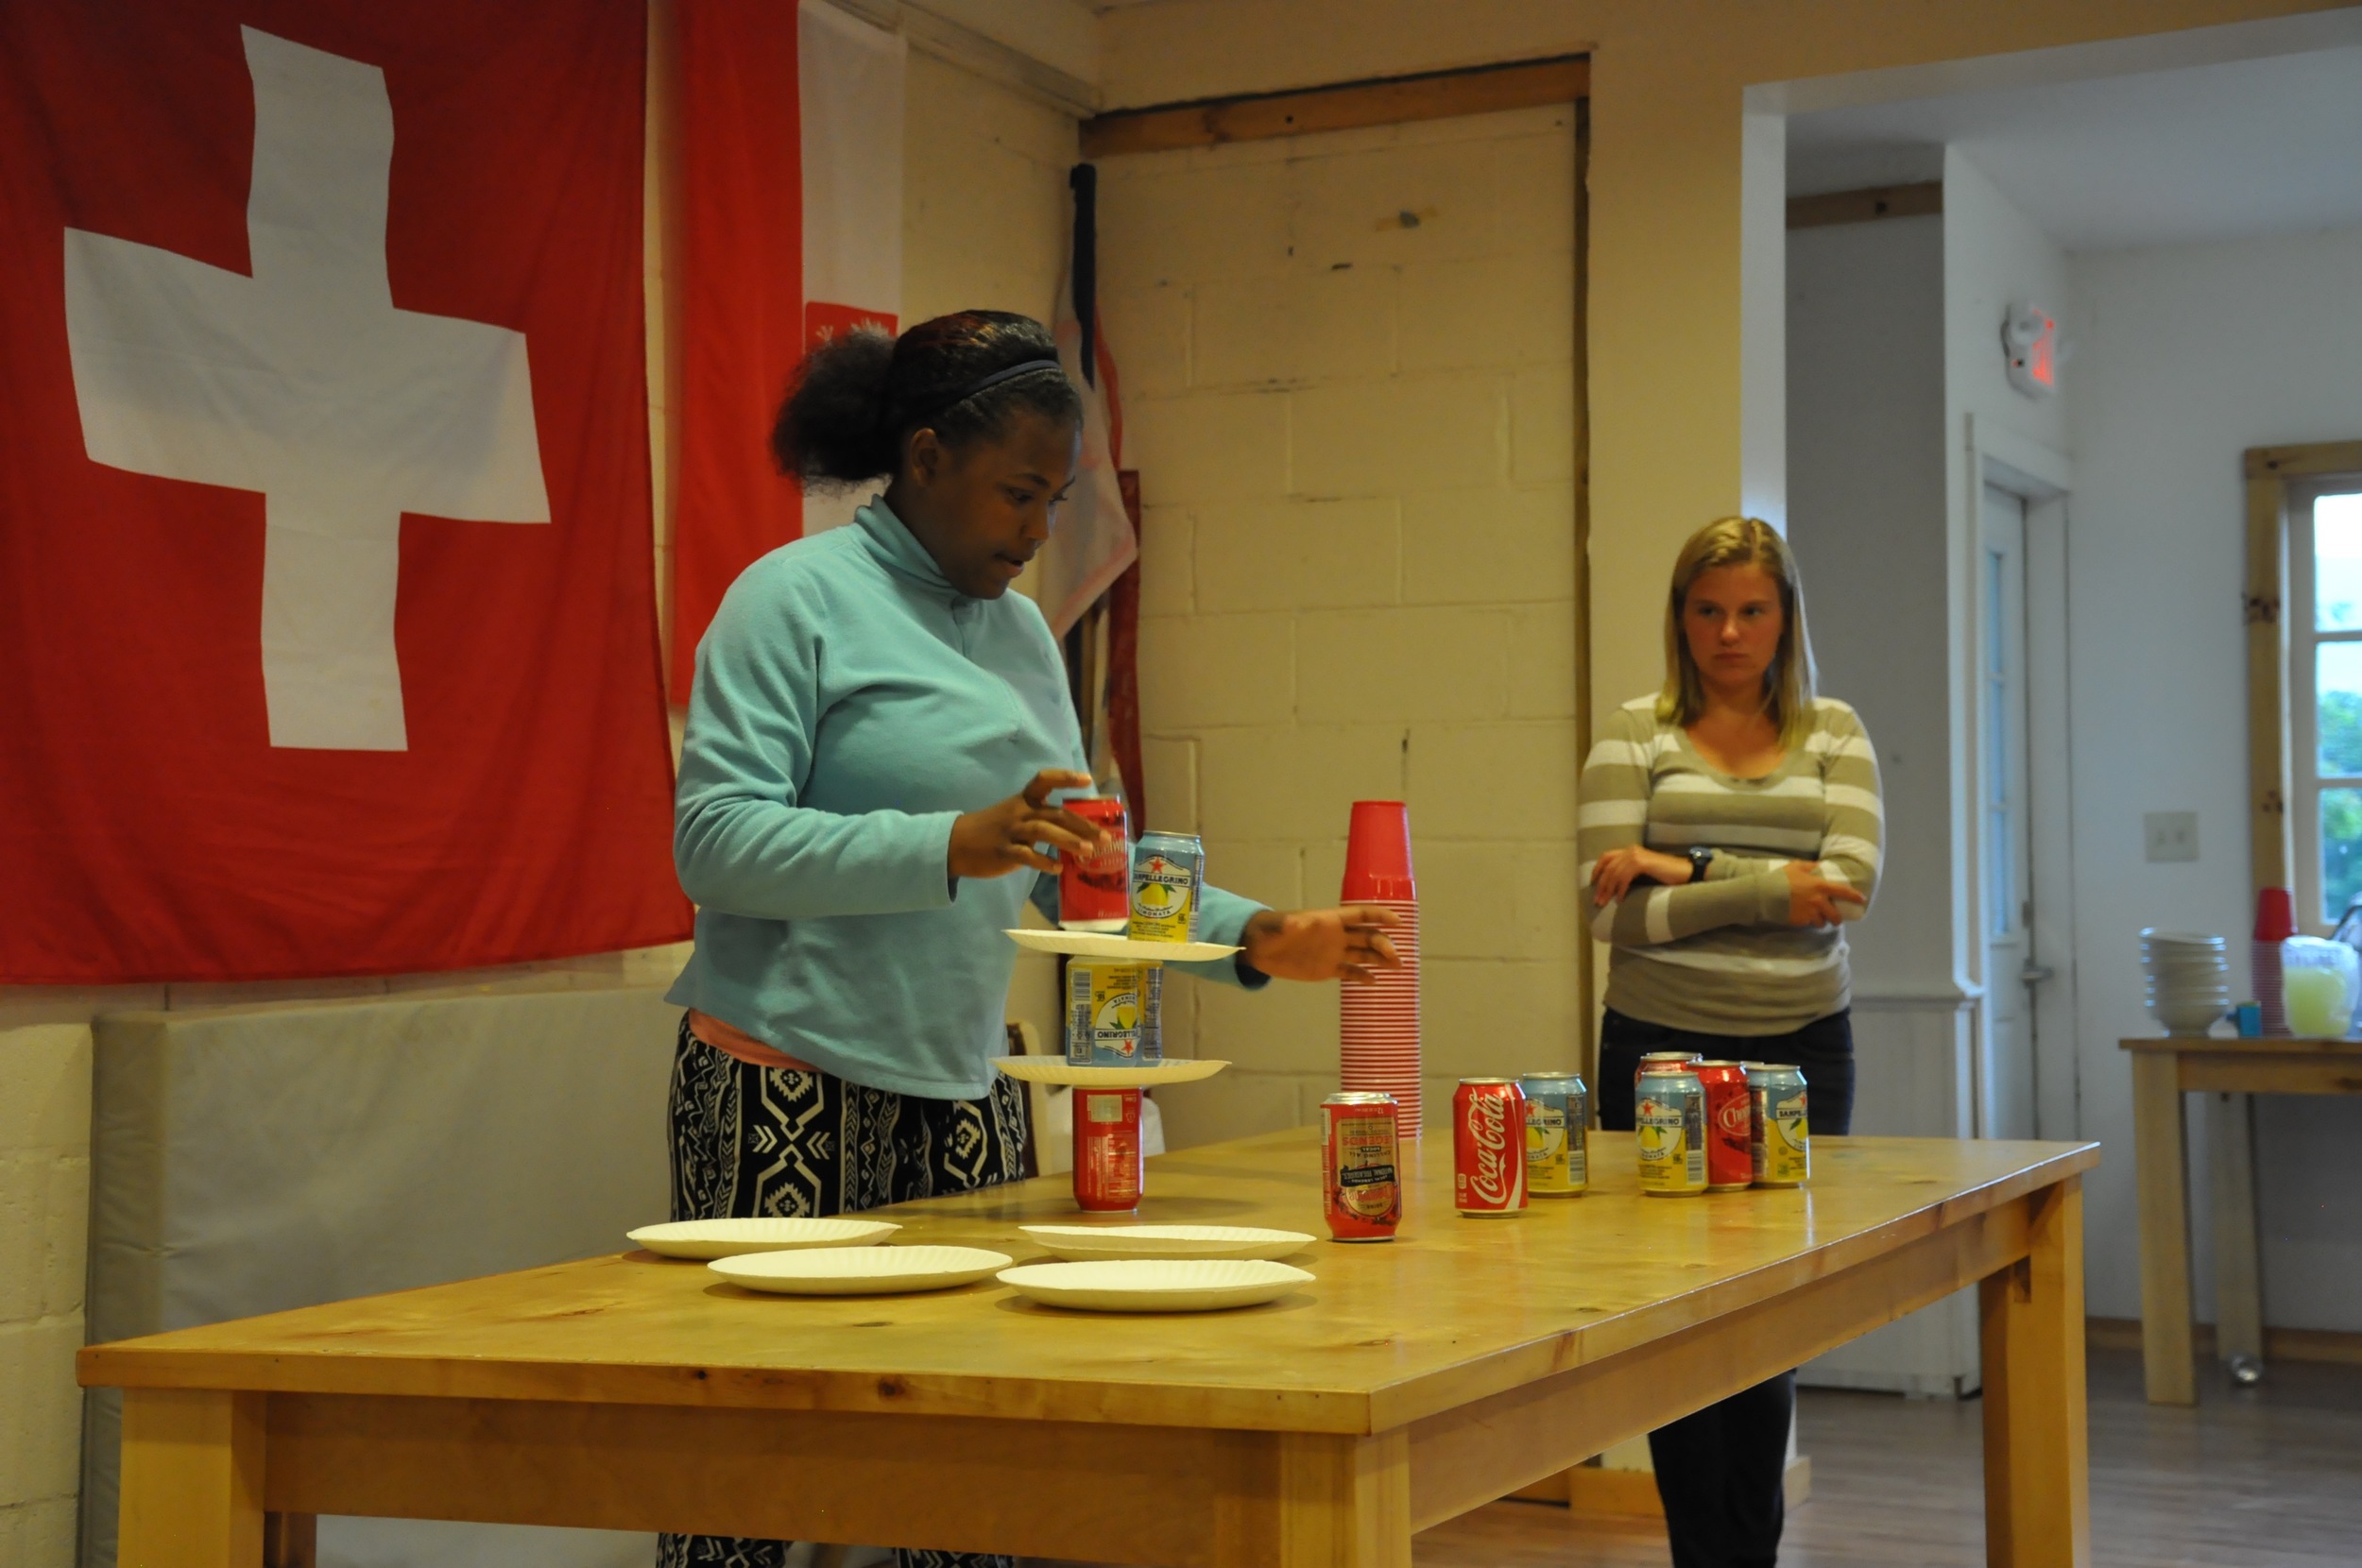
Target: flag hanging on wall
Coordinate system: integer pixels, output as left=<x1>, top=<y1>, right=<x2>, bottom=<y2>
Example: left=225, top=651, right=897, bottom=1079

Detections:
left=667, top=0, right=904, bottom=705
left=0, top=0, right=688, bottom=982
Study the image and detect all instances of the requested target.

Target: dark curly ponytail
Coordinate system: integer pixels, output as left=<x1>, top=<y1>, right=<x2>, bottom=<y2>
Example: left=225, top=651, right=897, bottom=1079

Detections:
left=771, top=310, right=1082, bottom=490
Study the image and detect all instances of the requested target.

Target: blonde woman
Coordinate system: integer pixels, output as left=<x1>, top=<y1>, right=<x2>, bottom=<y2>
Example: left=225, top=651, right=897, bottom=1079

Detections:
left=1579, top=516, right=1882, bottom=1567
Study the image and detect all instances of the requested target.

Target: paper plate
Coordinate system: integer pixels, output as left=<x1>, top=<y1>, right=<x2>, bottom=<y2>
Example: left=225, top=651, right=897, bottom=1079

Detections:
left=997, top=1258, right=1313, bottom=1313
left=1003, top=929, right=1241, bottom=964
left=992, top=1057, right=1229, bottom=1088
left=628, top=1218, right=899, bottom=1260
left=1018, top=1224, right=1316, bottom=1262
left=710, top=1245, right=1012, bottom=1296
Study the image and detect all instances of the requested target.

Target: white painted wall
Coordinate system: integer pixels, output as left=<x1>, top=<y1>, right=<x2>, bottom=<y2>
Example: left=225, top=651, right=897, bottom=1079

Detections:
left=2065, top=222, right=2362, bottom=1332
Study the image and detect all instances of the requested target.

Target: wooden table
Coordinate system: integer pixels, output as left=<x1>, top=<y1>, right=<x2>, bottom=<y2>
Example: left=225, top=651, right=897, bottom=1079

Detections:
left=2120, top=1034, right=2362, bottom=1405
left=82, top=1128, right=2097, bottom=1568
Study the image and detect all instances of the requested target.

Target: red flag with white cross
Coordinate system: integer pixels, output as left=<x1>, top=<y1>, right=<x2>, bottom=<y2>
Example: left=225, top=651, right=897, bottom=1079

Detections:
left=0, top=1, right=689, bottom=981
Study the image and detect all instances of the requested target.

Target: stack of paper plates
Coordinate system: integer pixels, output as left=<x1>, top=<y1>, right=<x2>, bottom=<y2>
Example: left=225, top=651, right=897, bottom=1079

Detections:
left=1018, top=1224, right=1315, bottom=1261
left=627, top=1218, right=899, bottom=1260
left=710, top=1246, right=1011, bottom=1295
left=997, top=1258, right=1312, bottom=1312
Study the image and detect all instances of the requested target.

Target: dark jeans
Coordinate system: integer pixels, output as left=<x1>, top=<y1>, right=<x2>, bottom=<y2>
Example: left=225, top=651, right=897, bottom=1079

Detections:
left=1596, top=1006, right=1856, bottom=1568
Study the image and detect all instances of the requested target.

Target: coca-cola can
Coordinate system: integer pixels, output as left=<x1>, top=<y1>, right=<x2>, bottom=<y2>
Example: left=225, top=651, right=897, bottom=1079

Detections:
left=1320, top=1092, right=1401, bottom=1241
left=1693, top=1061, right=1754, bottom=1191
left=1453, top=1078, right=1528, bottom=1216
left=1073, top=1086, right=1142, bottom=1212
left=1635, top=1048, right=1702, bottom=1087
left=1057, top=797, right=1131, bottom=931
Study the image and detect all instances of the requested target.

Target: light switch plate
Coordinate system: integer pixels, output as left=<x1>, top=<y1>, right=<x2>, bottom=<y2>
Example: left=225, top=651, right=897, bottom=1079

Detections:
left=2145, top=810, right=2199, bottom=862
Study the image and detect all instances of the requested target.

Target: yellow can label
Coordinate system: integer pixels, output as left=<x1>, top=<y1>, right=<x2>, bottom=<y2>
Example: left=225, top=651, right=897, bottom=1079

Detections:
left=1760, top=1102, right=1809, bottom=1185
left=1525, top=1103, right=1587, bottom=1194
left=1066, top=963, right=1160, bottom=1065
left=1127, top=850, right=1199, bottom=941
left=1636, top=1091, right=1706, bottom=1195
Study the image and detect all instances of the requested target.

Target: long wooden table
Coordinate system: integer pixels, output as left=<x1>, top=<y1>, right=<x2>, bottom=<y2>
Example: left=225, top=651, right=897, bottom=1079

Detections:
left=2120, top=1034, right=2362, bottom=1405
left=82, top=1127, right=2097, bottom=1568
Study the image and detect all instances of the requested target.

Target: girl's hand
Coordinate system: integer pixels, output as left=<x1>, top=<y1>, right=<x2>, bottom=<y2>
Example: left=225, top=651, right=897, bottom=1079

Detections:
left=948, top=770, right=1107, bottom=879
left=1590, top=845, right=1694, bottom=906
left=1241, top=906, right=1403, bottom=983
left=1784, top=861, right=1868, bottom=928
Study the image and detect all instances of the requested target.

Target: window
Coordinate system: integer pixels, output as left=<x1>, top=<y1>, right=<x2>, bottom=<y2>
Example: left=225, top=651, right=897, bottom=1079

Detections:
left=2291, top=490, right=2362, bottom=928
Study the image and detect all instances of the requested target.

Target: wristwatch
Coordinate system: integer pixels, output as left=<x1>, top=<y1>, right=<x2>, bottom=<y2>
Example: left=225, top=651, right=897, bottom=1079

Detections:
left=1686, top=846, right=1714, bottom=884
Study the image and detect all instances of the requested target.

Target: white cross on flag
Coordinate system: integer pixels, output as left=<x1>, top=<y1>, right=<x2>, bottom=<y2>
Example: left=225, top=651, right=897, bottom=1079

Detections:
left=0, top=3, right=688, bottom=981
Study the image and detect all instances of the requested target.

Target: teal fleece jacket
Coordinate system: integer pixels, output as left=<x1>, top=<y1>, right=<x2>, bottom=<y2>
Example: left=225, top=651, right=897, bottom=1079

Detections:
left=666, top=500, right=1267, bottom=1099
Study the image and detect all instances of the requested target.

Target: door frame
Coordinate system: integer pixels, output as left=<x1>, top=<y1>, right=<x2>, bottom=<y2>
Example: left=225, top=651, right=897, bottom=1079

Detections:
left=1967, top=417, right=2076, bottom=1142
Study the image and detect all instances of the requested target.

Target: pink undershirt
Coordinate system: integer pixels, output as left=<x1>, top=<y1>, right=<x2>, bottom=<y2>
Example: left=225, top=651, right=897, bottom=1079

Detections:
left=688, top=1010, right=817, bottom=1073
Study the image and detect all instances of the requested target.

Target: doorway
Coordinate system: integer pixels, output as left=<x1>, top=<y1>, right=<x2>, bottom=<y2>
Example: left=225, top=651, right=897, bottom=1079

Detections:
left=1979, top=482, right=2037, bottom=1140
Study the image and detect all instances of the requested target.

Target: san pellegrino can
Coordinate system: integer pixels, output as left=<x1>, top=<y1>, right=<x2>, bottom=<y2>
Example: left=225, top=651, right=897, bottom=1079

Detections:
left=1128, top=831, right=1205, bottom=942
left=1693, top=1061, right=1754, bottom=1191
left=1320, top=1092, right=1402, bottom=1241
left=1518, top=1072, right=1588, bottom=1196
left=1453, top=1078, right=1528, bottom=1215
left=1635, top=1066, right=1707, bottom=1197
left=1065, top=962, right=1162, bottom=1065
left=1747, top=1063, right=1810, bottom=1187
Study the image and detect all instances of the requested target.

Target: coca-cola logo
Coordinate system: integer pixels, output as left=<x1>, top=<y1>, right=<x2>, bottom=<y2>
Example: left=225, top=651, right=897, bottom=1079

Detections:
left=1469, top=1093, right=1516, bottom=1203
left=1717, top=1099, right=1751, bottom=1135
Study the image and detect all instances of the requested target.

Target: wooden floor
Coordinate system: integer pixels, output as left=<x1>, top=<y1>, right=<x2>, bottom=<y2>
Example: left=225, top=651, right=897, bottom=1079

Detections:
left=1412, top=1348, right=2362, bottom=1567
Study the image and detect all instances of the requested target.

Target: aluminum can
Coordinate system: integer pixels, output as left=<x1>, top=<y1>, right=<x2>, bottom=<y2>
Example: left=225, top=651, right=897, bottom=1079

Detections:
left=1128, top=831, right=1205, bottom=942
left=1065, top=961, right=1162, bottom=1066
left=1635, top=1067, right=1707, bottom=1197
left=1694, top=1061, right=1754, bottom=1191
left=1747, top=1064, right=1810, bottom=1187
left=1057, top=796, right=1131, bottom=931
left=1073, top=1085, right=1143, bottom=1211
left=1518, top=1072, right=1589, bottom=1196
left=1453, top=1078, right=1529, bottom=1215
left=1634, top=1048, right=1702, bottom=1088
left=1320, top=1092, right=1402, bottom=1241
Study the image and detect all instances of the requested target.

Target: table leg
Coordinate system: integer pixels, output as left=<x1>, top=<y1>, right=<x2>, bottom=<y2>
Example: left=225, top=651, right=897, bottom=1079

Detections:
left=1979, top=1177, right=2092, bottom=1568
left=118, top=1388, right=265, bottom=1568
left=2207, top=1092, right=2266, bottom=1378
left=263, top=1512, right=317, bottom=1568
left=2130, top=1052, right=2196, bottom=1406
left=1275, top=1431, right=1411, bottom=1568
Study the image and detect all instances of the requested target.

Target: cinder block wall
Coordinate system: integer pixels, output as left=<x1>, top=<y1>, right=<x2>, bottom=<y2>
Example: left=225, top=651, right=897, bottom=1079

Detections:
left=1097, top=105, right=1583, bottom=1138
left=0, top=1026, right=91, bottom=1567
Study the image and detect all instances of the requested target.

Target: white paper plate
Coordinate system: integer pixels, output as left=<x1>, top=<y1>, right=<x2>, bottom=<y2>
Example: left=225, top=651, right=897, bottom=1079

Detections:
left=710, top=1245, right=1013, bottom=1295
left=1018, top=1224, right=1316, bottom=1262
left=998, top=1258, right=1314, bottom=1312
left=992, top=1057, right=1230, bottom=1087
left=628, top=1218, right=900, bottom=1260
left=1003, top=929, right=1241, bottom=963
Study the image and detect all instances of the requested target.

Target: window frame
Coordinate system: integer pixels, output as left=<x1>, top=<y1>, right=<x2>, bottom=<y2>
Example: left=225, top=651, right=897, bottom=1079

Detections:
left=2245, top=442, right=2362, bottom=935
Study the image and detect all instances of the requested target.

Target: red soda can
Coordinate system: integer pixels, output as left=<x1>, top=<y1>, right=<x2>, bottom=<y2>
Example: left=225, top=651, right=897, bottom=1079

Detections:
left=1693, top=1061, right=1754, bottom=1191
left=1635, top=1049, right=1702, bottom=1087
left=1453, top=1078, right=1528, bottom=1216
left=1073, top=1086, right=1142, bottom=1211
left=1321, top=1092, right=1401, bottom=1241
left=1058, top=797, right=1131, bottom=931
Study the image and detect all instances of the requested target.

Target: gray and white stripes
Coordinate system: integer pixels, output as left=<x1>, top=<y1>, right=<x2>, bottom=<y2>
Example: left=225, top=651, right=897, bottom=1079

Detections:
left=1579, top=696, right=1884, bottom=1033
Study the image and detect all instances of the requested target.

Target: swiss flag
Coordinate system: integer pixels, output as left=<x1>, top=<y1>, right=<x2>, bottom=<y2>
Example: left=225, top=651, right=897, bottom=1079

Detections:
left=0, top=1, right=690, bottom=982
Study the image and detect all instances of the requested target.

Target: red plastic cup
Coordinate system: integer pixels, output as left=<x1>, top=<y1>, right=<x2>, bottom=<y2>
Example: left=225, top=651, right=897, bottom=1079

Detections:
left=1343, top=801, right=1416, bottom=902
left=2254, top=888, right=2297, bottom=943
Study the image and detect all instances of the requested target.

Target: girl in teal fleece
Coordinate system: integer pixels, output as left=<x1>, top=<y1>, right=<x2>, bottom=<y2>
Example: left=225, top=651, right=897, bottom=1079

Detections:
left=659, top=311, right=1397, bottom=1568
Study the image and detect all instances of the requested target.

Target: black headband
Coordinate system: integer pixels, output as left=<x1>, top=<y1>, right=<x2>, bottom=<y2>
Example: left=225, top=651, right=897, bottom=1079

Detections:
left=908, top=358, right=1065, bottom=424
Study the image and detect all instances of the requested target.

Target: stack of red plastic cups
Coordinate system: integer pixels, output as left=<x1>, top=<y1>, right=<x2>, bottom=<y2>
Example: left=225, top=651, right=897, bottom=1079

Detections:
left=2253, top=887, right=2295, bottom=1036
left=1339, top=800, right=1423, bottom=1133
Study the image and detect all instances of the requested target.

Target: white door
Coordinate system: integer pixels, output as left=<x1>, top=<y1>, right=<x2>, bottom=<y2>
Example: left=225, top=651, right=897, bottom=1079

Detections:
left=1980, top=484, right=2037, bottom=1140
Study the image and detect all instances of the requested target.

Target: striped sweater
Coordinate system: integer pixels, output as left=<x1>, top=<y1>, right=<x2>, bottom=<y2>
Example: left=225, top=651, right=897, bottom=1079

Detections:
left=1578, top=695, right=1884, bottom=1034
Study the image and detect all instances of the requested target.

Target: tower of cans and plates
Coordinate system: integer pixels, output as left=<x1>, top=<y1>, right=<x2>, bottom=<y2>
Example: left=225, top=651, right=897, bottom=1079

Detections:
left=1056, top=795, right=1206, bottom=1213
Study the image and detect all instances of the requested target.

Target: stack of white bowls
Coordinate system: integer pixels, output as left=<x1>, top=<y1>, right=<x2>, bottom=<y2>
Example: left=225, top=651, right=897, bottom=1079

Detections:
left=2141, top=929, right=2230, bottom=1034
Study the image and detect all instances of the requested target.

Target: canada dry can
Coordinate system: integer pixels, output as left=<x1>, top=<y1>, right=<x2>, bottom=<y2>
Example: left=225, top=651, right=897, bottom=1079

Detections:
left=1518, top=1072, right=1589, bottom=1196
left=1747, top=1063, right=1810, bottom=1187
left=1693, top=1061, right=1754, bottom=1191
left=1128, top=831, right=1206, bottom=942
left=1321, top=1092, right=1402, bottom=1241
left=1057, top=796, right=1132, bottom=931
left=1453, top=1078, right=1529, bottom=1215
left=1073, top=1086, right=1143, bottom=1211
left=1065, top=961, right=1162, bottom=1066
left=1635, top=1067, right=1707, bottom=1197
left=1634, top=1049, right=1703, bottom=1088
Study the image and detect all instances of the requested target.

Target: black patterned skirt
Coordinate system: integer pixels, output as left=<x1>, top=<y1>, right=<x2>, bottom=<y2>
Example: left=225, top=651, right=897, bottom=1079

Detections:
left=659, top=1014, right=1029, bottom=1568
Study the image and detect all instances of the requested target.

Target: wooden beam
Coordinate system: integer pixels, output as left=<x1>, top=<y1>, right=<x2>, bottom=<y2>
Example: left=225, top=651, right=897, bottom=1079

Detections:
left=1081, top=56, right=1588, bottom=159
left=2087, top=1316, right=2362, bottom=1367
left=2244, top=439, right=2362, bottom=480
left=1786, top=182, right=1943, bottom=230
left=2248, top=464, right=2292, bottom=894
